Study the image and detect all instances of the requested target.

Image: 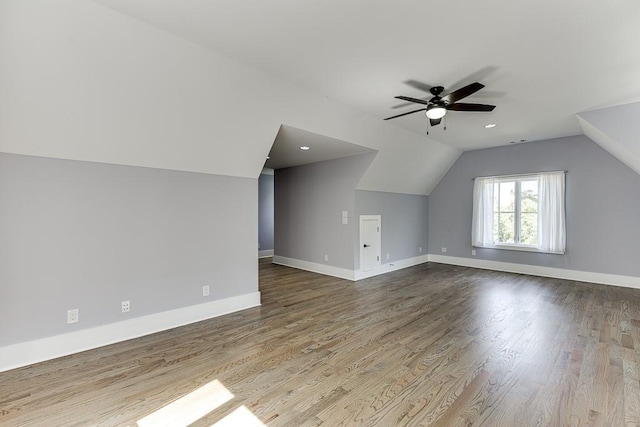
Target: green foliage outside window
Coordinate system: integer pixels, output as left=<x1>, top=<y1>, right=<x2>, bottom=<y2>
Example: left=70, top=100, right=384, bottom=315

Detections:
left=493, top=180, right=538, bottom=245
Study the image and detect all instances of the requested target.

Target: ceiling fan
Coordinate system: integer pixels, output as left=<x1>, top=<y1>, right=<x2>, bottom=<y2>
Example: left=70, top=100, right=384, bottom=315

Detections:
left=384, top=82, right=496, bottom=126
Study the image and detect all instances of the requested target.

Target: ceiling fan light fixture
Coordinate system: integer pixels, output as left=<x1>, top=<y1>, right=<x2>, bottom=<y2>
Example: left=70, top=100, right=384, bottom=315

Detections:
left=426, top=105, right=447, bottom=120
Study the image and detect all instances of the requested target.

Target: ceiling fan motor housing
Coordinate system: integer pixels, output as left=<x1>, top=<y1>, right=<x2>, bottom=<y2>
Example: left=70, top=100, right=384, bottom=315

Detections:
left=429, top=86, right=445, bottom=97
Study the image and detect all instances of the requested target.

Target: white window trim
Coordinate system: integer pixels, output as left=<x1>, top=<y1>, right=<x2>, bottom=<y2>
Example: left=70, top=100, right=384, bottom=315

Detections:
left=482, top=243, right=564, bottom=255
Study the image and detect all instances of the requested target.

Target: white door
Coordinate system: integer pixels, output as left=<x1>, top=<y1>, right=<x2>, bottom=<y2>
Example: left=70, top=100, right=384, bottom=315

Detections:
left=360, top=215, right=381, bottom=272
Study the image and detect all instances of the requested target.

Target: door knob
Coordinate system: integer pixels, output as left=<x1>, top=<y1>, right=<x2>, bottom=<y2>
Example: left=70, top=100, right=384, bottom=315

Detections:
left=363, top=244, right=370, bottom=248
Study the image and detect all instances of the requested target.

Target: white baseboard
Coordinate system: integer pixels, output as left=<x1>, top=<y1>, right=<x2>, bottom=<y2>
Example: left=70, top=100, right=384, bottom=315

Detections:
left=428, top=254, right=640, bottom=289
left=258, top=249, right=274, bottom=258
left=273, top=254, right=431, bottom=282
left=0, top=292, right=261, bottom=373
left=354, top=254, right=429, bottom=281
left=272, top=255, right=354, bottom=280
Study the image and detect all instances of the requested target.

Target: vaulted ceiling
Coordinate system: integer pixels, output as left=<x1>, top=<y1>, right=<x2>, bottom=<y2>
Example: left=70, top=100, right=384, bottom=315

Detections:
left=2, top=0, right=639, bottom=195
left=93, top=0, right=640, bottom=152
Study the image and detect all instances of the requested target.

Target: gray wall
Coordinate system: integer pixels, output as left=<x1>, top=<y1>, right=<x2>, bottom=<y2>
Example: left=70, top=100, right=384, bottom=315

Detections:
left=0, top=153, right=258, bottom=346
left=258, top=173, right=274, bottom=252
left=428, top=135, right=640, bottom=277
left=354, top=190, right=428, bottom=270
left=274, top=153, right=375, bottom=270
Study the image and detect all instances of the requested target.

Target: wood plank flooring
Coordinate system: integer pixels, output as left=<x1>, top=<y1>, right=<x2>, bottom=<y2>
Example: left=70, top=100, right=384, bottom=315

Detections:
left=3, top=259, right=640, bottom=426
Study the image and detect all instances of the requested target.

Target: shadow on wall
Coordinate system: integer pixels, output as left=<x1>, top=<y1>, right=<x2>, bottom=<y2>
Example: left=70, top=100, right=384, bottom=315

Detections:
left=259, top=169, right=274, bottom=257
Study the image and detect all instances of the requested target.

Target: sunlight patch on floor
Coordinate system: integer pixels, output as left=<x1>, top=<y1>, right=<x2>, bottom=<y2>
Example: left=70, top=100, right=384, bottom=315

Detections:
left=137, top=379, right=234, bottom=427
left=212, top=405, right=266, bottom=427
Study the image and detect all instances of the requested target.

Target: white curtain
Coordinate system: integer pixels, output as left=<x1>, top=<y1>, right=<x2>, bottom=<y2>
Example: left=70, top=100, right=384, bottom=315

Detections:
left=538, top=171, right=566, bottom=253
left=471, top=177, right=494, bottom=247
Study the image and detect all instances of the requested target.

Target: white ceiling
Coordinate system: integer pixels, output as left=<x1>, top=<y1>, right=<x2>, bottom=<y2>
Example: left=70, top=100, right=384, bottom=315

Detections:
left=266, top=125, right=375, bottom=170
left=94, top=0, right=640, bottom=152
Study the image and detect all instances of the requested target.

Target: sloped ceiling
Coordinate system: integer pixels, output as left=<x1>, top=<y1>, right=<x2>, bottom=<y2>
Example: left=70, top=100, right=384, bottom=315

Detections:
left=3, top=0, right=639, bottom=196
left=0, top=0, right=459, bottom=195
left=578, top=102, right=640, bottom=175
left=92, top=0, right=640, bottom=151
left=265, top=126, right=376, bottom=170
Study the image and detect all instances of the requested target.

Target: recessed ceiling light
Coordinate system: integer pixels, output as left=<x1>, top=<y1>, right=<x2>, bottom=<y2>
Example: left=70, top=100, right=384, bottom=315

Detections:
left=300, top=146, right=310, bottom=150
left=484, top=123, right=496, bottom=129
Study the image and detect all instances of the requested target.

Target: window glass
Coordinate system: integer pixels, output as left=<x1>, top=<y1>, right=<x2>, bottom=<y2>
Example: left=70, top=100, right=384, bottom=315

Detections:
left=492, top=179, right=538, bottom=246
left=494, top=182, right=516, bottom=244
left=498, top=212, right=515, bottom=243
left=520, top=179, right=538, bottom=245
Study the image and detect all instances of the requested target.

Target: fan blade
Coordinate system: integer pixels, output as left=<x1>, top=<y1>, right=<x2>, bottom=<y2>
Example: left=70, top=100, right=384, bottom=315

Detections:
left=429, top=118, right=442, bottom=126
left=384, top=108, right=426, bottom=120
left=448, top=67, right=497, bottom=96
left=442, top=82, right=484, bottom=104
left=395, top=96, right=431, bottom=106
left=447, top=103, right=495, bottom=112
left=391, top=98, right=428, bottom=109
left=404, top=80, right=433, bottom=93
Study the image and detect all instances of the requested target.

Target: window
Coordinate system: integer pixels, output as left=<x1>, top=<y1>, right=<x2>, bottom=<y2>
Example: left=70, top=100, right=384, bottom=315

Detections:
left=472, top=171, right=565, bottom=254
left=493, top=177, right=538, bottom=246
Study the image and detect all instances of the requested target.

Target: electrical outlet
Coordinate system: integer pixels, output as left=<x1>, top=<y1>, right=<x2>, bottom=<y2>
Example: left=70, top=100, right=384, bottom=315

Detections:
left=419, top=246, right=423, bottom=253
left=386, top=253, right=390, bottom=260
left=121, top=300, right=130, bottom=313
left=67, top=309, right=79, bottom=324
left=472, top=249, right=477, bottom=256
left=324, top=254, right=329, bottom=262
left=441, top=247, right=447, bottom=253
left=203, top=285, right=210, bottom=297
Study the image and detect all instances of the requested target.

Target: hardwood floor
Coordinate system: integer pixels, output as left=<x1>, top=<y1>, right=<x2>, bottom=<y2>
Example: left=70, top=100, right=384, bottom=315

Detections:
left=3, top=259, right=640, bottom=426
